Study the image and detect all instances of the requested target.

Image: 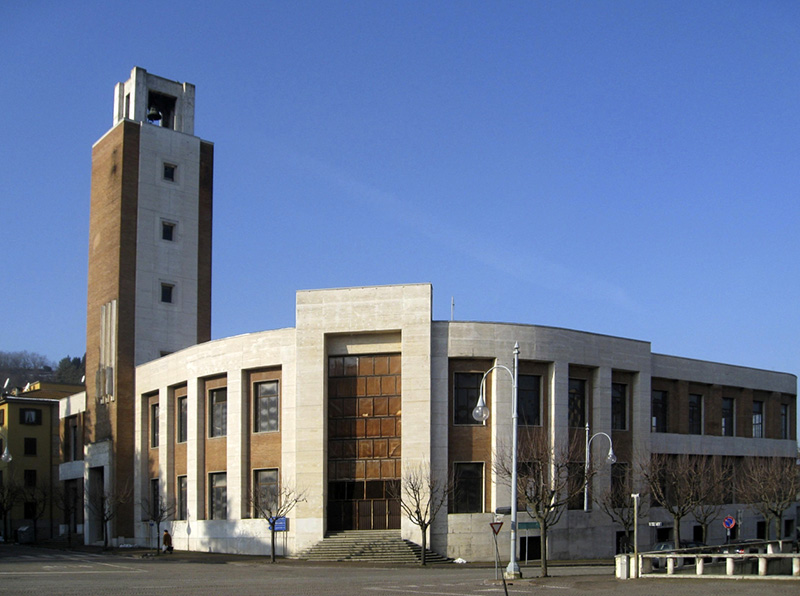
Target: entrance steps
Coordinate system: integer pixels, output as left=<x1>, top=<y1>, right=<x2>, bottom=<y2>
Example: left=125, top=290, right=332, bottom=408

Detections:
left=297, top=530, right=450, bottom=564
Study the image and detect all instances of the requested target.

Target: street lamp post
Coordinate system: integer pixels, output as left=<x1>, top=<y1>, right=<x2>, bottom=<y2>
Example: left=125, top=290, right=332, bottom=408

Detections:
left=583, top=423, right=615, bottom=512
left=472, top=342, right=521, bottom=580
left=631, top=493, right=640, bottom=578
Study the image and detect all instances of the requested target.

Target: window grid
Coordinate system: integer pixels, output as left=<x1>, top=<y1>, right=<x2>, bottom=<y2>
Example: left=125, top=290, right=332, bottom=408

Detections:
left=253, top=468, right=279, bottom=516
left=611, top=383, right=627, bottom=431
left=568, top=379, right=586, bottom=428
left=209, top=388, right=227, bottom=438
left=254, top=380, right=279, bottom=433
left=752, top=400, right=764, bottom=438
left=721, top=397, right=735, bottom=437
left=177, top=476, right=187, bottom=520
left=452, top=462, right=483, bottom=513
left=177, top=396, right=187, bottom=443
left=209, top=472, right=227, bottom=520
left=518, top=374, right=541, bottom=426
left=151, top=403, right=159, bottom=448
left=454, top=372, right=483, bottom=426
left=651, top=390, right=668, bottom=433
left=688, top=394, right=703, bottom=435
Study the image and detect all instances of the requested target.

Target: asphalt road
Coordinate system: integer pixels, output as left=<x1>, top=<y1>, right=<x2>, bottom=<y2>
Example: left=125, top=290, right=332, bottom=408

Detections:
left=0, top=544, right=797, bottom=596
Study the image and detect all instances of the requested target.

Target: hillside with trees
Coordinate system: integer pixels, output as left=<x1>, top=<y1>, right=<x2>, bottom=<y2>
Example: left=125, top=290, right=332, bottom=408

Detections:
left=0, top=350, right=85, bottom=389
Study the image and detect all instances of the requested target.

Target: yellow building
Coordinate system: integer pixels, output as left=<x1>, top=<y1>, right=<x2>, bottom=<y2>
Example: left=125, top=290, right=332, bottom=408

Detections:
left=0, top=382, right=79, bottom=542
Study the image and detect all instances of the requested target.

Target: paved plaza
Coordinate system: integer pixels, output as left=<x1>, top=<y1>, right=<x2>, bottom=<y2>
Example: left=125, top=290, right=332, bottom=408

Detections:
left=0, top=544, right=797, bottom=596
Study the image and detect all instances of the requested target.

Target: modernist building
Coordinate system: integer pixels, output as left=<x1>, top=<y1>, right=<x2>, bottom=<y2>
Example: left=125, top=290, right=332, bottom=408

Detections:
left=64, top=69, right=796, bottom=559
left=77, top=67, right=213, bottom=543
left=133, top=283, right=797, bottom=560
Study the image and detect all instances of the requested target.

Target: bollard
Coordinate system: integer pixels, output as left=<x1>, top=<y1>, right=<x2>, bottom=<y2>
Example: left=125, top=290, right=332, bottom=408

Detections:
left=667, top=556, right=675, bottom=575
left=758, top=556, right=767, bottom=576
left=726, top=556, right=735, bottom=576
left=615, top=554, right=629, bottom=579
left=793, top=556, right=799, bottom=577
left=696, top=557, right=704, bottom=575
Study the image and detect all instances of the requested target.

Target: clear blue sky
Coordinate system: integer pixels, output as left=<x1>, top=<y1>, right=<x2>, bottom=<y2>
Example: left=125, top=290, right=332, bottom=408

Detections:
left=1, top=1, right=799, bottom=378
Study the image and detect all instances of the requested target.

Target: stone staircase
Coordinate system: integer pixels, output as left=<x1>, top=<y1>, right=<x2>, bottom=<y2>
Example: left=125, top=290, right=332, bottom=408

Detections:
left=297, top=530, right=450, bottom=564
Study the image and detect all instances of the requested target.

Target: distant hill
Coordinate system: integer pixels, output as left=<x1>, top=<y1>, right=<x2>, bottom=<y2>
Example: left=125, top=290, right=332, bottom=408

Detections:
left=1, top=350, right=85, bottom=392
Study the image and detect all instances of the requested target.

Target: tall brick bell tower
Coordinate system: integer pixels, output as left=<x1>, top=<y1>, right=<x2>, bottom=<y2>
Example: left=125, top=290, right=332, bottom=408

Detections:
left=85, top=67, right=212, bottom=543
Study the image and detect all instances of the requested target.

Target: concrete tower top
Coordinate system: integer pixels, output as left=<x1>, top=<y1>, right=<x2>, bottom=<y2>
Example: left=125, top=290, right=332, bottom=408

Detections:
left=113, top=66, right=195, bottom=135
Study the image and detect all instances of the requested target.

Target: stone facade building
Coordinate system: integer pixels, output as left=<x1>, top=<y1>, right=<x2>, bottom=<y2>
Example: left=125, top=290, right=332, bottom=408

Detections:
left=67, top=68, right=797, bottom=560
left=133, top=283, right=797, bottom=560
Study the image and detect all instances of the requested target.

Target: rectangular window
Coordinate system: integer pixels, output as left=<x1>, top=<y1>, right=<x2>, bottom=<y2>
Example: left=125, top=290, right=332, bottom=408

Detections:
left=20, top=408, right=42, bottom=425
left=65, top=415, right=79, bottom=462
left=177, top=396, right=187, bottom=443
left=209, top=388, right=227, bottom=437
left=721, top=397, right=735, bottom=437
left=24, top=502, right=37, bottom=520
left=651, top=390, right=668, bottom=433
left=452, top=462, right=483, bottom=513
left=254, top=380, right=280, bottom=433
left=568, top=379, right=586, bottom=428
left=780, top=404, right=790, bottom=440
left=163, top=163, right=176, bottom=182
left=23, top=437, right=36, bottom=456
left=253, top=469, right=279, bottom=516
left=177, top=476, right=187, bottom=520
left=567, top=462, right=585, bottom=510
left=688, top=394, right=703, bottom=435
left=150, top=403, right=159, bottom=448
left=160, top=283, right=174, bottom=304
left=0, top=409, right=4, bottom=425
left=610, top=463, right=630, bottom=508
left=454, top=372, right=483, bottom=425
left=209, top=472, right=227, bottom=520
left=23, top=469, right=36, bottom=488
left=752, top=401, right=763, bottom=438
left=150, top=478, right=159, bottom=519
left=161, top=221, right=175, bottom=241
left=611, top=383, right=627, bottom=431
left=518, top=374, right=541, bottom=426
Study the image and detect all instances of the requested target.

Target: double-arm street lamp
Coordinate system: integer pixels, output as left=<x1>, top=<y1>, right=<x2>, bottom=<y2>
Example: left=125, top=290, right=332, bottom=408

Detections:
left=472, top=342, right=521, bottom=579
left=583, top=423, right=616, bottom=511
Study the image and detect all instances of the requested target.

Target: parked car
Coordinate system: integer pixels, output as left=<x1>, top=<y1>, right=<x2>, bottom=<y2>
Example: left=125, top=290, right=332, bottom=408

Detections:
left=722, top=539, right=762, bottom=554
left=650, top=540, right=706, bottom=568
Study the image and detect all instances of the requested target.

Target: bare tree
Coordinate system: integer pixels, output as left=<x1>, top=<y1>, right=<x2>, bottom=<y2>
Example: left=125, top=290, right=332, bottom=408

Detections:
left=0, top=477, right=21, bottom=542
left=387, top=459, right=452, bottom=565
left=736, top=456, right=799, bottom=540
left=595, top=462, right=648, bottom=552
left=85, top=481, right=132, bottom=550
left=494, top=431, right=587, bottom=578
left=21, top=481, right=51, bottom=543
left=640, top=453, right=702, bottom=548
left=691, top=455, right=732, bottom=544
left=248, top=474, right=306, bottom=563
left=139, top=493, right=177, bottom=554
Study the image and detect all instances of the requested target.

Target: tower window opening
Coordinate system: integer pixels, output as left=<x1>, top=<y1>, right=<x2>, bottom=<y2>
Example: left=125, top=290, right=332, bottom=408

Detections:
left=163, top=163, right=176, bottom=182
left=160, top=283, right=174, bottom=304
left=147, top=91, right=177, bottom=129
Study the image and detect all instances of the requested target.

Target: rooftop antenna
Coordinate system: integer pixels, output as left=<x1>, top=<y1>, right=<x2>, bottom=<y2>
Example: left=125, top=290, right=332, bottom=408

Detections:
left=451, top=297, right=455, bottom=321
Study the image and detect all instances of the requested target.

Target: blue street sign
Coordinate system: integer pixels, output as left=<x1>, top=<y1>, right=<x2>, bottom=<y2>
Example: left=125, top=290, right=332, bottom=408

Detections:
left=723, top=516, right=736, bottom=529
left=271, top=517, right=288, bottom=532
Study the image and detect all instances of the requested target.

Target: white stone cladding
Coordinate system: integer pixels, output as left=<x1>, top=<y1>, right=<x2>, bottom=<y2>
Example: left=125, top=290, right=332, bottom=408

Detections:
left=134, top=123, right=202, bottom=365
left=132, top=283, right=797, bottom=560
